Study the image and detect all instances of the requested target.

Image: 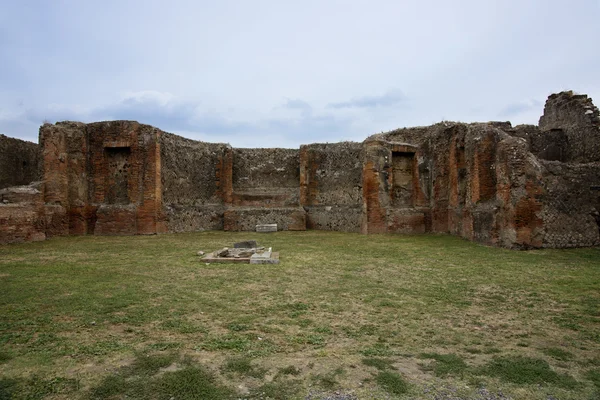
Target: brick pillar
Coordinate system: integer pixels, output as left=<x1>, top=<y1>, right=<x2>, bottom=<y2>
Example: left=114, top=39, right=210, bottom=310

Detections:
left=216, top=146, right=233, bottom=205
left=362, top=141, right=391, bottom=234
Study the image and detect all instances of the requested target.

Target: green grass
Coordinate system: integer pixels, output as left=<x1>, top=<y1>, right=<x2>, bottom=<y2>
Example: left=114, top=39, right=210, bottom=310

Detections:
left=129, top=352, right=177, bottom=376
left=90, top=352, right=234, bottom=399
left=476, top=356, right=578, bottom=388
left=375, top=371, right=409, bottom=395
left=0, top=376, right=79, bottom=400
left=420, top=353, right=468, bottom=377
left=362, top=357, right=395, bottom=371
left=586, top=369, right=600, bottom=388
left=542, top=347, right=574, bottom=361
left=0, top=231, right=599, bottom=399
left=222, top=356, right=267, bottom=378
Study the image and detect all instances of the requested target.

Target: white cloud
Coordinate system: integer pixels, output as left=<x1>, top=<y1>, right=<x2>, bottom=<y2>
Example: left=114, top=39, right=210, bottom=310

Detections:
left=327, top=89, right=407, bottom=109
left=0, top=1, right=598, bottom=146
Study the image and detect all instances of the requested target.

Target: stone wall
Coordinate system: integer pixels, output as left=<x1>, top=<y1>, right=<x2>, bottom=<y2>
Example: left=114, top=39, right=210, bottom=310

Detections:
left=366, top=123, right=548, bottom=248
left=538, top=161, right=600, bottom=247
left=300, top=142, right=363, bottom=232
left=0, top=134, right=41, bottom=189
left=538, top=91, right=600, bottom=162
left=0, top=182, right=45, bottom=244
left=2, top=90, right=599, bottom=249
left=223, top=207, right=306, bottom=231
left=38, top=121, right=166, bottom=237
left=160, top=132, right=230, bottom=231
left=232, top=148, right=300, bottom=207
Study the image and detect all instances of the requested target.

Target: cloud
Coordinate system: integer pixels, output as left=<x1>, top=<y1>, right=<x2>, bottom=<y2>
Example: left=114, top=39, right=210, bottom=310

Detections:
left=25, top=103, right=90, bottom=124
left=3, top=89, right=423, bottom=147
left=94, top=91, right=202, bottom=132
left=327, top=89, right=407, bottom=109
left=1, top=1, right=600, bottom=149
left=9, top=92, right=362, bottom=147
left=0, top=117, right=39, bottom=143
left=498, top=99, right=543, bottom=118
left=282, top=98, right=312, bottom=112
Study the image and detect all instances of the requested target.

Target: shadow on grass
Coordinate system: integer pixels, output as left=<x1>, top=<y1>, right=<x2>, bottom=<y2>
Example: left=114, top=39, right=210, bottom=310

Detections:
left=476, top=356, right=578, bottom=389
left=420, top=353, right=468, bottom=377
left=0, top=376, right=79, bottom=400
left=91, top=353, right=235, bottom=400
left=375, top=371, right=409, bottom=395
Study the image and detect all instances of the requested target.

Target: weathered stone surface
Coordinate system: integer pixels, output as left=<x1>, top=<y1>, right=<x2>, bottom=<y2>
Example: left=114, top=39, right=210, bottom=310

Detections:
left=202, top=253, right=252, bottom=263
left=538, top=160, right=600, bottom=247
left=232, top=148, right=299, bottom=207
left=0, top=204, right=46, bottom=244
left=94, top=204, right=137, bottom=236
left=303, top=205, right=363, bottom=232
left=256, top=224, right=278, bottom=233
left=387, top=209, right=427, bottom=234
left=0, top=182, right=43, bottom=204
left=366, top=123, right=549, bottom=248
left=37, top=121, right=165, bottom=237
left=224, top=208, right=305, bottom=231
left=202, top=246, right=276, bottom=263
left=0, top=134, right=41, bottom=190
left=214, top=247, right=261, bottom=258
left=2, top=90, right=599, bottom=249
left=163, top=204, right=224, bottom=232
left=250, top=252, right=280, bottom=264
left=300, top=142, right=363, bottom=232
left=539, top=91, right=600, bottom=162
left=160, top=132, right=230, bottom=232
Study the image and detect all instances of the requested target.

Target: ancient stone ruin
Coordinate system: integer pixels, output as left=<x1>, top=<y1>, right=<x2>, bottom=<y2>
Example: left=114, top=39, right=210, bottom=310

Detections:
left=1, top=91, right=599, bottom=249
left=201, top=240, right=280, bottom=264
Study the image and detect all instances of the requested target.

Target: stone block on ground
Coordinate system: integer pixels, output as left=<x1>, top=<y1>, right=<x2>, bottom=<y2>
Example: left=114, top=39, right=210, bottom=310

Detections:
left=256, top=224, right=277, bottom=233
left=223, top=207, right=306, bottom=231
left=250, top=251, right=280, bottom=264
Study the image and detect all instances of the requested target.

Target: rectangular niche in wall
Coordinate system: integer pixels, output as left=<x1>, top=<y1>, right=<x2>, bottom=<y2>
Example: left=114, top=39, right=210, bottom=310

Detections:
left=105, top=147, right=131, bottom=204
left=391, top=151, right=414, bottom=207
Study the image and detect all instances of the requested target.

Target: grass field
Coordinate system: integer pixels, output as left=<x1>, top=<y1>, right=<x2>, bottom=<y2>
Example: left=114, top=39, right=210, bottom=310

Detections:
left=1, top=231, right=599, bottom=399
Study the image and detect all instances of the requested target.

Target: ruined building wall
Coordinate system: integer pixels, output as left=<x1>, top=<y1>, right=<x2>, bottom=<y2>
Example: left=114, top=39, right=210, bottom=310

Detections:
left=231, top=148, right=300, bottom=207
left=160, top=132, right=230, bottom=231
left=361, top=140, right=429, bottom=234
left=0, top=134, right=42, bottom=189
left=0, top=182, right=46, bottom=244
left=39, top=121, right=165, bottom=237
left=366, top=123, right=547, bottom=248
left=224, top=148, right=305, bottom=231
left=2, top=91, right=599, bottom=249
left=538, top=91, right=600, bottom=162
left=538, top=161, right=600, bottom=247
left=300, top=142, right=364, bottom=232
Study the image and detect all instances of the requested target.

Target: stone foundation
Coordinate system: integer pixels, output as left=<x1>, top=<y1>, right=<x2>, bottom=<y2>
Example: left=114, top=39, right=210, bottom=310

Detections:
left=223, top=207, right=306, bottom=231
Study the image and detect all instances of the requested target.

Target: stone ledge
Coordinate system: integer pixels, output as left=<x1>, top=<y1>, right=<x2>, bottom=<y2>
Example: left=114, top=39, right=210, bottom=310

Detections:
left=224, top=207, right=306, bottom=231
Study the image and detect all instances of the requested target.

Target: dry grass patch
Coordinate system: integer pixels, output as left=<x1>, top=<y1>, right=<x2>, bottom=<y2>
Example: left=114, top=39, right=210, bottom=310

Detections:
left=0, top=231, right=599, bottom=399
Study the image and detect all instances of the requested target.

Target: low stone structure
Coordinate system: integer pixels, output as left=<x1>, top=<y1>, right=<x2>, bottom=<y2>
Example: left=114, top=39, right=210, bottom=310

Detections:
left=1, top=91, right=599, bottom=249
left=202, top=243, right=280, bottom=264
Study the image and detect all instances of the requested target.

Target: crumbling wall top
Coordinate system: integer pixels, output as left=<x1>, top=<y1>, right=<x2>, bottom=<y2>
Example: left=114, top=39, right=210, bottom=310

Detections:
left=538, top=91, right=600, bottom=162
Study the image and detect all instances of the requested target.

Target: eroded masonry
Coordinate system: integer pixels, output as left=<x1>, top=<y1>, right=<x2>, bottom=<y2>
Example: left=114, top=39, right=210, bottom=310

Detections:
left=1, top=91, right=599, bottom=248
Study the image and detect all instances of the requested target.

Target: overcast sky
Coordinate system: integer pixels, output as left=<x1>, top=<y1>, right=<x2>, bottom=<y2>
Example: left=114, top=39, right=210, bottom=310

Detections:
left=1, top=0, right=599, bottom=147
